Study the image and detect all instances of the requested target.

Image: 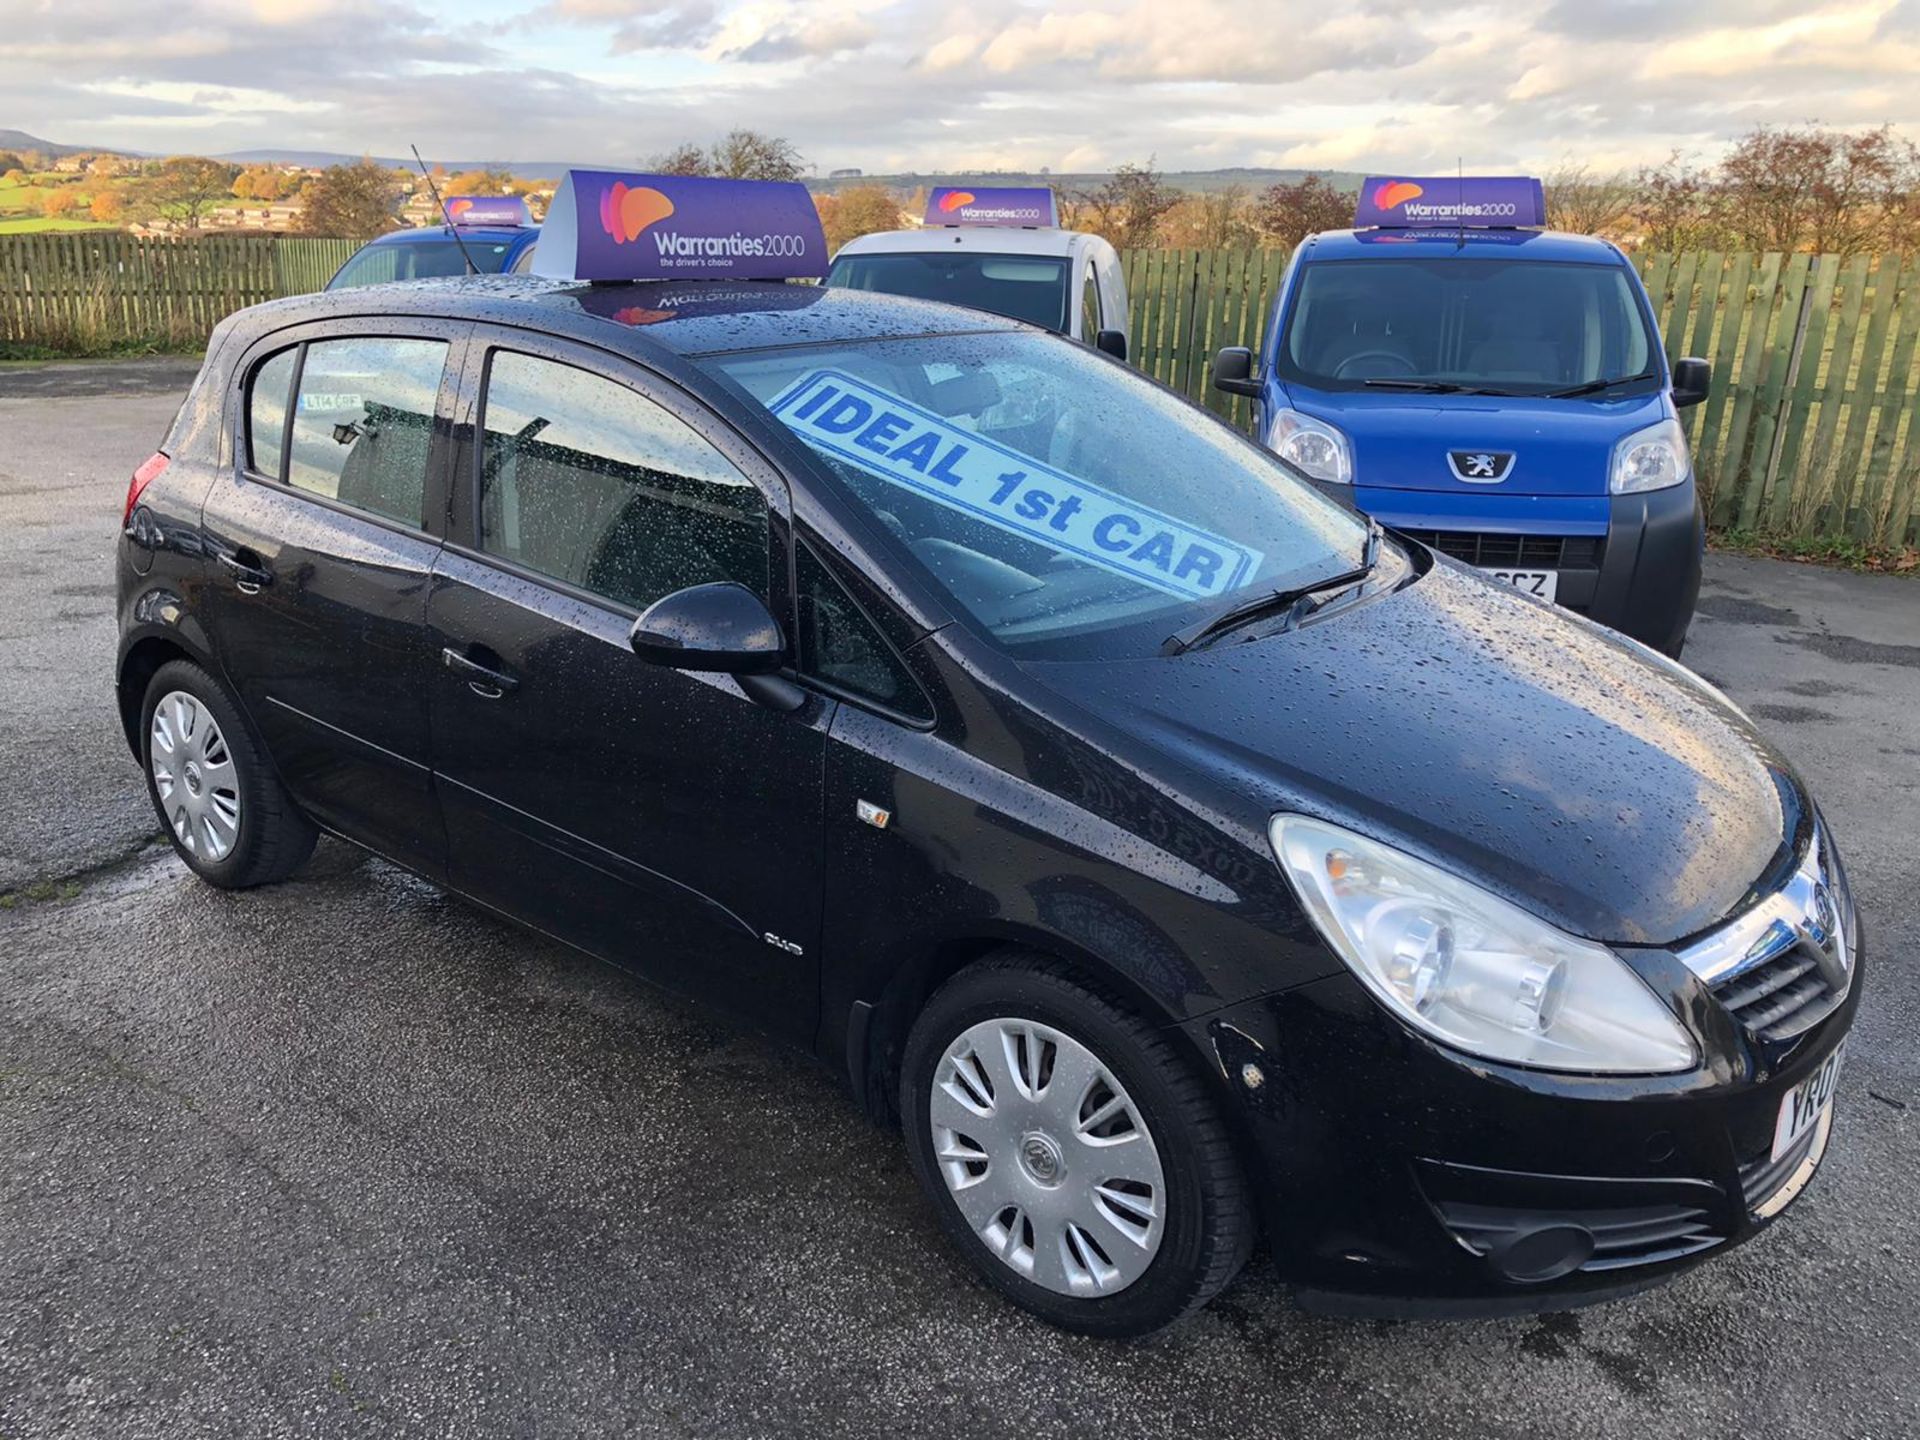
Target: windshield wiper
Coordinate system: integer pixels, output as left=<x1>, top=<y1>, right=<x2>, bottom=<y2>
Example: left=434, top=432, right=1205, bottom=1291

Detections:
left=1162, top=521, right=1381, bottom=655
left=1548, top=369, right=1657, bottom=399
left=1360, top=379, right=1521, bottom=397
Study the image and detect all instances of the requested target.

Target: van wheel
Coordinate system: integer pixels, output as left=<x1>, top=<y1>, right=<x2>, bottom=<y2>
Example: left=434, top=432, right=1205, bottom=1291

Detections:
left=141, top=660, right=316, bottom=889
left=901, top=955, right=1255, bottom=1336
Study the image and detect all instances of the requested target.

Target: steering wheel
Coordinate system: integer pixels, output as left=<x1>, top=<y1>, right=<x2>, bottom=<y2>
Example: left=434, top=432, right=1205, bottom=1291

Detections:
left=1333, top=351, right=1418, bottom=380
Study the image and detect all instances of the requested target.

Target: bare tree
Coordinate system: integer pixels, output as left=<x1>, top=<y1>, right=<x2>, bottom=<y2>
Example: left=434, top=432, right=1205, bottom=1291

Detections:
left=1252, top=174, right=1351, bottom=246
left=648, top=142, right=711, bottom=177
left=146, top=156, right=239, bottom=230
left=1071, top=159, right=1180, bottom=250
left=1630, top=151, right=1727, bottom=251
left=1544, top=161, right=1635, bottom=237
left=1718, top=124, right=1920, bottom=255
left=299, top=158, right=403, bottom=239
left=709, top=130, right=806, bottom=182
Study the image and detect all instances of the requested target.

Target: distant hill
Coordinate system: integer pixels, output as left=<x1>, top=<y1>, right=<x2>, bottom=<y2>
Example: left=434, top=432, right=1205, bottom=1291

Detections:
left=0, top=128, right=129, bottom=159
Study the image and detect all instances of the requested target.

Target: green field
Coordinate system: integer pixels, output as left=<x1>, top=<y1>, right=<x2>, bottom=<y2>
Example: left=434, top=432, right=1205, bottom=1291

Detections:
left=0, top=216, right=114, bottom=233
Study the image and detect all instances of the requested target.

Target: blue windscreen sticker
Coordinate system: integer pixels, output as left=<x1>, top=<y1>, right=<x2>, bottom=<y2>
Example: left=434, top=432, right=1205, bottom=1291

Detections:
left=766, top=369, right=1261, bottom=601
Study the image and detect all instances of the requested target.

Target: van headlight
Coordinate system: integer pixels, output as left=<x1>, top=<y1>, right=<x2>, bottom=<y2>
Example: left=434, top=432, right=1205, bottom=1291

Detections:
left=1271, top=815, right=1697, bottom=1074
left=1266, top=408, right=1352, bottom=484
left=1609, top=416, right=1690, bottom=495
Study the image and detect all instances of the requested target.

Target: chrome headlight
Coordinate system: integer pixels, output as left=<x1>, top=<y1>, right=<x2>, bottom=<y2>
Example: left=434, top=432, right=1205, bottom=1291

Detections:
left=1271, top=815, right=1697, bottom=1074
left=1610, top=416, right=1690, bottom=495
left=1266, top=408, right=1352, bottom=484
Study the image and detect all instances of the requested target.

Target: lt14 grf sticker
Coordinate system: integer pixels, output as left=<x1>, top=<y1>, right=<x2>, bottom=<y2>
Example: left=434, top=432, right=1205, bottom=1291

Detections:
left=767, top=370, right=1261, bottom=602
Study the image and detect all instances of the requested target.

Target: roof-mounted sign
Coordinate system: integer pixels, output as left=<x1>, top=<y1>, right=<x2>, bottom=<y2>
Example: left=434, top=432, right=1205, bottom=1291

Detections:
left=532, top=170, right=827, bottom=283
left=442, top=195, right=532, bottom=227
left=1354, top=176, right=1546, bottom=230
left=924, top=186, right=1059, bottom=228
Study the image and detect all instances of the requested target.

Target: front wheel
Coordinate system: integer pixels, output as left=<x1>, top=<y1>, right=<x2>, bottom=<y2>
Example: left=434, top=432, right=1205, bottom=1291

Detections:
left=901, top=956, right=1255, bottom=1336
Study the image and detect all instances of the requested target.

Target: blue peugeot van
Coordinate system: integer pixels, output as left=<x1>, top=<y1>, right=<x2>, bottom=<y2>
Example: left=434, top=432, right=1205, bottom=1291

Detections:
left=1214, top=177, right=1710, bottom=655
left=327, top=196, right=541, bottom=291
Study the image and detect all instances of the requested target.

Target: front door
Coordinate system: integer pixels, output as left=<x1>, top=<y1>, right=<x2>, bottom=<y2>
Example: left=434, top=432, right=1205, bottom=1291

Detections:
left=199, top=324, right=463, bottom=877
left=427, top=338, right=829, bottom=1041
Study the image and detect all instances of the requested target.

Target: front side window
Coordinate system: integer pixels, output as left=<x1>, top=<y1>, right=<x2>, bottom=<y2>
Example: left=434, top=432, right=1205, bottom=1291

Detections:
left=827, top=252, right=1071, bottom=331
left=477, top=351, right=769, bottom=611
left=328, top=239, right=516, bottom=290
left=704, top=331, right=1364, bottom=659
left=287, top=336, right=447, bottom=527
left=1279, top=258, right=1656, bottom=394
left=797, top=543, right=929, bottom=719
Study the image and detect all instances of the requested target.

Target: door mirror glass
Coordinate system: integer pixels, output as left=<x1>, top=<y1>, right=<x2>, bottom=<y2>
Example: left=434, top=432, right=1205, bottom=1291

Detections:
left=1095, top=328, right=1128, bottom=361
left=1213, top=345, right=1261, bottom=397
left=630, top=582, right=785, bottom=674
left=1671, top=356, right=1711, bottom=409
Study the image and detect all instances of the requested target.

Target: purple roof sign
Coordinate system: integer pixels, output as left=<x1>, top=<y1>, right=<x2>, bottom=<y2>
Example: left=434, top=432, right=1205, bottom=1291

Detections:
left=1354, top=176, right=1546, bottom=229
left=532, top=170, right=827, bottom=283
left=925, top=186, right=1059, bottom=228
left=442, top=195, right=532, bottom=227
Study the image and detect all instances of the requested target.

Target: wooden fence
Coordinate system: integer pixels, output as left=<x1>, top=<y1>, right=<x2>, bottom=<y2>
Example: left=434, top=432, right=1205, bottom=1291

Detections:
left=1, top=231, right=1915, bottom=543
left=1121, top=246, right=1920, bottom=546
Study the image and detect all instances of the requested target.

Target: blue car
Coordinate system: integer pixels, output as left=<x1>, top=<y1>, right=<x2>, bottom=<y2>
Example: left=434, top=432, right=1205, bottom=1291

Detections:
left=327, top=195, right=540, bottom=291
left=1214, top=177, right=1709, bottom=656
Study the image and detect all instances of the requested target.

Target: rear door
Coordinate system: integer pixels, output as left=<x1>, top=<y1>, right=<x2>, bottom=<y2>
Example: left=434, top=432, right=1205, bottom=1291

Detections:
left=427, top=331, right=830, bottom=1041
left=199, top=320, right=465, bottom=878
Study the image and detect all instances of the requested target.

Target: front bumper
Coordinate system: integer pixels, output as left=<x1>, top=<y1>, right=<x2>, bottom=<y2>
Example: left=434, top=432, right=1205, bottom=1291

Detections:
left=1332, top=480, right=1705, bottom=654
left=1187, top=937, right=1860, bottom=1317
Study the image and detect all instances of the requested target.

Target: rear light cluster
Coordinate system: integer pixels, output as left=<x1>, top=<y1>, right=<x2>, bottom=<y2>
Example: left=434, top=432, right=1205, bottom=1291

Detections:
left=124, top=452, right=169, bottom=526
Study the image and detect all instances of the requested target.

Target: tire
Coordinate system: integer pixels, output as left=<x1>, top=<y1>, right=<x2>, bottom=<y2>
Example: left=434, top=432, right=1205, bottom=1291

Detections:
left=140, top=659, right=316, bottom=889
left=901, top=954, right=1255, bottom=1337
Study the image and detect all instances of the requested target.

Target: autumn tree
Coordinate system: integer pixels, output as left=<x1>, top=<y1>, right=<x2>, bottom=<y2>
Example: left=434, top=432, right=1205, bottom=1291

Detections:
left=0, top=151, right=23, bottom=173
left=1071, top=160, right=1180, bottom=249
left=648, top=142, right=711, bottom=176
left=1718, top=124, right=1920, bottom=255
left=300, top=158, right=402, bottom=238
left=1544, top=162, right=1635, bottom=237
left=816, top=185, right=901, bottom=252
left=1253, top=174, right=1351, bottom=246
left=1159, top=185, right=1256, bottom=248
left=90, top=189, right=128, bottom=223
left=446, top=167, right=515, bottom=195
left=147, top=156, right=239, bottom=229
left=39, top=187, right=78, bottom=218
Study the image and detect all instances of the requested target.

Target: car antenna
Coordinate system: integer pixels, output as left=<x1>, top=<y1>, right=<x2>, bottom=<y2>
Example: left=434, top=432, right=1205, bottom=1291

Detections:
left=1456, top=156, right=1465, bottom=252
left=410, top=143, right=477, bottom=276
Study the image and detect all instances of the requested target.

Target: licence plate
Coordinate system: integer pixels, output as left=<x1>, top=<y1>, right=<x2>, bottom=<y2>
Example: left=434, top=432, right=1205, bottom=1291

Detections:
left=1482, top=568, right=1558, bottom=602
left=1772, top=1042, right=1845, bottom=1162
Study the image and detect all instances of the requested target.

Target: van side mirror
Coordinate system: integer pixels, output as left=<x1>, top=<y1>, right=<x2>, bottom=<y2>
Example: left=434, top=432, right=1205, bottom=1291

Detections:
left=1213, top=346, right=1262, bottom=397
left=630, top=582, right=785, bottom=674
left=1095, top=328, right=1128, bottom=361
left=1672, top=356, right=1711, bottom=409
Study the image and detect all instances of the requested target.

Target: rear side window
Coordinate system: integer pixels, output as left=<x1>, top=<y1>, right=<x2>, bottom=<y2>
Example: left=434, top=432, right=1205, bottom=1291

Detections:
left=287, top=337, right=447, bottom=528
left=247, top=348, right=297, bottom=478
left=477, top=351, right=769, bottom=611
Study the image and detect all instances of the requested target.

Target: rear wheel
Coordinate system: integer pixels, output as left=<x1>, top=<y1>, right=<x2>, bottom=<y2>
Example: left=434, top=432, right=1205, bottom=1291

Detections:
left=901, top=955, right=1255, bottom=1336
left=141, top=659, right=316, bottom=888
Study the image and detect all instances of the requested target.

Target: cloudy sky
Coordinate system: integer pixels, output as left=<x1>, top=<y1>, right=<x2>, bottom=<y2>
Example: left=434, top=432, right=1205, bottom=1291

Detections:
left=4, top=0, right=1919, bottom=173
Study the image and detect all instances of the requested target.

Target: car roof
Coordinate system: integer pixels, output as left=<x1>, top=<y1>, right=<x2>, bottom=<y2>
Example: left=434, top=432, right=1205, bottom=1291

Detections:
left=363, top=225, right=537, bottom=247
left=1297, top=228, right=1627, bottom=265
left=833, top=227, right=1111, bottom=262
left=239, top=274, right=1031, bottom=357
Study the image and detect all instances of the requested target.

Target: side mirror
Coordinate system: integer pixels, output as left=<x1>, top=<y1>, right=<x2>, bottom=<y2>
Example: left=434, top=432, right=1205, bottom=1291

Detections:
left=630, top=582, right=784, bottom=674
left=1213, top=346, right=1262, bottom=397
left=1095, top=328, right=1128, bottom=361
left=1672, top=356, right=1711, bottom=409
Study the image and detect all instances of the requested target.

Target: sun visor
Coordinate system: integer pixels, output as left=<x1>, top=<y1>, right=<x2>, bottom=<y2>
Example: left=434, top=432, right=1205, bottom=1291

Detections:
left=924, top=186, right=1059, bottom=228
left=1354, top=177, right=1546, bottom=229
left=533, top=170, right=827, bottom=282
left=442, top=196, right=531, bottom=227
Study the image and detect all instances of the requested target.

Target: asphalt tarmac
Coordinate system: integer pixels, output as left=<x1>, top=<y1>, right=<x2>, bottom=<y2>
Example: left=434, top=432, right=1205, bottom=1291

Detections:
left=2, top=359, right=1915, bottom=1438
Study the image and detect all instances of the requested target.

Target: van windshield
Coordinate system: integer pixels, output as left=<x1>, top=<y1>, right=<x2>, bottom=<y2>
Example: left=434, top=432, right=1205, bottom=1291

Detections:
left=1279, top=258, right=1657, bottom=396
left=827, top=252, right=1070, bottom=331
left=329, top=239, right=515, bottom=290
left=703, top=331, right=1367, bottom=659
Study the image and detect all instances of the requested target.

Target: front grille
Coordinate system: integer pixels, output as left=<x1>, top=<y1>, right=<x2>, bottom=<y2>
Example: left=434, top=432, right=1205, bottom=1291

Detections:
left=1399, top=529, right=1605, bottom=570
left=1435, top=1199, right=1725, bottom=1274
left=1739, top=1124, right=1821, bottom=1212
left=1711, top=941, right=1844, bottom=1043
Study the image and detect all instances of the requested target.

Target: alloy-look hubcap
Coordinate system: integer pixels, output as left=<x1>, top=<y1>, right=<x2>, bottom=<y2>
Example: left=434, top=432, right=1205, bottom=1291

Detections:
left=149, top=690, right=241, bottom=862
left=929, top=1017, right=1166, bottom=1298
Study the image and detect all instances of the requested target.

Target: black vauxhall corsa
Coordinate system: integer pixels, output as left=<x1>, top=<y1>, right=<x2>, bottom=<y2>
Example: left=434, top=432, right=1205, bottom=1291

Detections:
left=114, top=173, right=1860, bottom=1336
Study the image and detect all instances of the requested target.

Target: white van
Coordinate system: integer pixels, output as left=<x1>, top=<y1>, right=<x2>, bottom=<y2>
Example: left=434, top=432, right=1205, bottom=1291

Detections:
left=826, top=187, right=1131, bottom=358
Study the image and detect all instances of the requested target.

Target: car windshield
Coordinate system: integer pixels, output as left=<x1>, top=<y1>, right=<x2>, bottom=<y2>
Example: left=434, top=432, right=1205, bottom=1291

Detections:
left=827, top=252, right=1071, bottom=331
left=1279, top=258, right=1657, bottom=395
left=329, top=238, right=515, bottom=289
left=703, top=331, right=1367, bottom=659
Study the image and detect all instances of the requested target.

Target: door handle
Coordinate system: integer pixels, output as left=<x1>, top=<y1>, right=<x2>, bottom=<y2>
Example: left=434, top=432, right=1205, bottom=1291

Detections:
left=442, top=646, right=519, bottom=699
left=217, top=549, right=273, bottom=594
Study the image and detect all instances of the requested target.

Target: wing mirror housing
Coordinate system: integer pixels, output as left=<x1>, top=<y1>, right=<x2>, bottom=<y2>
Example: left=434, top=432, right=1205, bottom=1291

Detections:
left=1671, top=356, right=1711, bottom=409
left=629, top=582, right=785, bottom=674
left=1213, top=346, right=1262, bottom=397
left=1095, top=328, right=1128, bottom=361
